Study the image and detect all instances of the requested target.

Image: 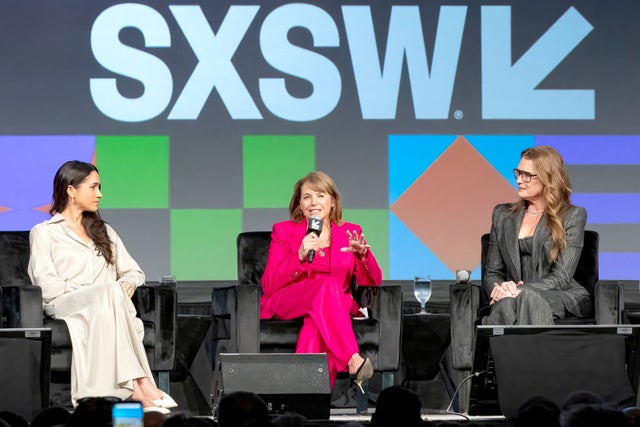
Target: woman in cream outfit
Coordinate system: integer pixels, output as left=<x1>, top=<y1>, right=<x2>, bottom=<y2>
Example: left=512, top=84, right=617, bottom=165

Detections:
left=28, top=160, right=176, bottom=411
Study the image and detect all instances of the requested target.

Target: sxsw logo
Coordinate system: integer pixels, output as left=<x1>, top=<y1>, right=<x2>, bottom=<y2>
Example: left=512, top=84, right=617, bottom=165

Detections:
left=90, top=3, right=595, bottom=122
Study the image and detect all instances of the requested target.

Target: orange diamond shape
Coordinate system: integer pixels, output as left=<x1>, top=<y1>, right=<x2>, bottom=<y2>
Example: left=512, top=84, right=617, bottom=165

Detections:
left=391, top=136, right=517, bottom=272
left=34, top=204, right=52, bottom=214
left=0, top=206, right=11, bottom=213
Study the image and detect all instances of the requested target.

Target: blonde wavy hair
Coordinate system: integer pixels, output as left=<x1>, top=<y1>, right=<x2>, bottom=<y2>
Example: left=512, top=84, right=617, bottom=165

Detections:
left=510, top=146, right=573, bottom=263
left=289, top=171, right=343, bottom=224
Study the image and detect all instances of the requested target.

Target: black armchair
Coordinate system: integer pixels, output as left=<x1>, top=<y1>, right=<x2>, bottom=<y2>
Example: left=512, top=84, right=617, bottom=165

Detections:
left=0, top=231, right=177, bottom=406
left=211, top=231, right=403, bottom=387
left=448, top=230, right=624, bottom=410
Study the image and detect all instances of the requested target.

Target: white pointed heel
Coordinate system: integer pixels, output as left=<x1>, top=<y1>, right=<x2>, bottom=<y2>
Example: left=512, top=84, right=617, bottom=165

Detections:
left=151, top=392, right=178, bottom=409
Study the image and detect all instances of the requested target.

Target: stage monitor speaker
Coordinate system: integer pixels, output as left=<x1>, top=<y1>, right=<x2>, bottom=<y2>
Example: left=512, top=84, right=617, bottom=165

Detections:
left=0, top=328, right=51, bottom=421
left=211, top=353, right=330, bottom=420
left=469, top=325, right=639, bottom=418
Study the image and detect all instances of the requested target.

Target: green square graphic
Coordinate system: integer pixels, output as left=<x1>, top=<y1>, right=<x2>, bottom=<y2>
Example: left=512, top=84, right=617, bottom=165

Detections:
left=171, top=209, right=242, bottom=280
left=243, top=135, right=315, bottom=208
left=96, top=135, right=169, bottom=208
left=343, top=209, right=389, bottom=279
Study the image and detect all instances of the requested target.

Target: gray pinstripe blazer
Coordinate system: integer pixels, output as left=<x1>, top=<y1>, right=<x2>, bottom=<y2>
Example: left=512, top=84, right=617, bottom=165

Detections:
left=483, top=203, right=592, bottom=317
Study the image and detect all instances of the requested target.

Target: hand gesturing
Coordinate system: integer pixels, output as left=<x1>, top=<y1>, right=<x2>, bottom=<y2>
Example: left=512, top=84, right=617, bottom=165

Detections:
left=340, top=230, right=371, bottom=260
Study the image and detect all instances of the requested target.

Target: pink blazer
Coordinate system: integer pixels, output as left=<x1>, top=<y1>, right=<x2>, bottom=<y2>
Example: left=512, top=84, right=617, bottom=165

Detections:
left=260, top=220, right=382, bottom=319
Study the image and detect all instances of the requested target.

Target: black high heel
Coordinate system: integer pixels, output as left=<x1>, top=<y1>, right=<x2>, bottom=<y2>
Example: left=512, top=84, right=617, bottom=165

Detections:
left=352, top=357, right=373, bottom=393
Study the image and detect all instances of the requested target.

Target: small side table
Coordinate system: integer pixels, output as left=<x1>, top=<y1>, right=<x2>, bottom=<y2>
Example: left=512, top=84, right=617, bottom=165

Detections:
left=170, top=314, right=212, bottom=414
left=0, top=328, right=52, bottom=421
left=401, top=313, right=451, bottom=383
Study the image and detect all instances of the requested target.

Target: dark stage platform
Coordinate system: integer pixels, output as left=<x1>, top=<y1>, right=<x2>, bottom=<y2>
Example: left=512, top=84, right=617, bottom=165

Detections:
left=4, top=280, right=638, bottom=424
left=172, top=280, right=457, bottom=418
left=172, top=280, right=640, bottom=422
left=187, top=411, right=511, bottom=426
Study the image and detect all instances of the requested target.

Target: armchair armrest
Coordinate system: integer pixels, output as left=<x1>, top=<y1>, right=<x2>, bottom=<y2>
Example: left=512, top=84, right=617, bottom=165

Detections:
left=449, top=282, right=481, bottom=371
left=211, top=284, right=260, bottom=366
left=594, top=280, right=624, bottom=324
left=236, top=285, right=260, bottom=353
left=353, top=283, right=403, bottom=371
left=2, top=285, right=43, bottom=328
left=132, top=284, right=177, bottom=372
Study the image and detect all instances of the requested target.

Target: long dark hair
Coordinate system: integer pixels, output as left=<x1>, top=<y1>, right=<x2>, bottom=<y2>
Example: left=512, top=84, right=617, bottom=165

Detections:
left=50, top=160, right=114, bottom=265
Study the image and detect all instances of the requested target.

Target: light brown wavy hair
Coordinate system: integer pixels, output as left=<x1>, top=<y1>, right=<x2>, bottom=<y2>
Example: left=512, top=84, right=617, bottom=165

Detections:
left=289, top=171, right=343, bottom=224
left=510, top=146, right=573, bottom=263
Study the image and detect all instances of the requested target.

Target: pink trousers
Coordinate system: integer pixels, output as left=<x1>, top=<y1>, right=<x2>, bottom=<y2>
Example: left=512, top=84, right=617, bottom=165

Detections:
left=268, top=277, right=359, bottom=387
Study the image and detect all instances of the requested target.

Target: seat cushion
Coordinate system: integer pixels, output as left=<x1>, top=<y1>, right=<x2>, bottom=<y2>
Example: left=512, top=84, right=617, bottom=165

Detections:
left=259, top=318, right=381, bottom=349
left=260, top=319, right=302, bottom=347
left=45, top=316, right=157, bottom=372
left=142, top=321, right=156, bottom=347
left=44, top=318, right=73, bottom=371
left=45, top=318, right=156, bottom=348
left=554, top=316, right=596, bottom=325
left=44, top=318, right=72, bottom=348
left=352, top=319, right=380, bottom=347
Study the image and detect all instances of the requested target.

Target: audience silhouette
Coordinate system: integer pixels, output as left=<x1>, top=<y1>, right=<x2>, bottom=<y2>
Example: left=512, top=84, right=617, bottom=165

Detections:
left=30, top=406, right=70, bottom=427
left=0, top=412, right=27, bottom=427
left=561, top=402, right=629, bottom=427
left=513, top=396, right=560, bottom=427
left=273, top=412, right=308, bottom=427
left=216, top=391, right=269, bottom=427
left=370, top=386, right=423, bottom=427
left=3, top=387, right=640, bottom=426
left=164, top=413, right=216, bottom=426
left=561, top=391, right=605, bottom=413
left=65, top=397, right=114, bottom=427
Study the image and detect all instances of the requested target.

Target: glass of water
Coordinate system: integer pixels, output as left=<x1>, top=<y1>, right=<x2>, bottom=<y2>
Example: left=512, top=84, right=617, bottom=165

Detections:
left=159, top=275, right=177, bottom=286
left=414, top=275, right=432, bottom=315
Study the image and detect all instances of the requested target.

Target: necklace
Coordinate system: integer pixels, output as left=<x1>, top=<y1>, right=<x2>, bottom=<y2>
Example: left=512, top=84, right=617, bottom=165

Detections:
left=527, top=207, right=544, bottom=215
left=317, top=236, right=331, bottom=257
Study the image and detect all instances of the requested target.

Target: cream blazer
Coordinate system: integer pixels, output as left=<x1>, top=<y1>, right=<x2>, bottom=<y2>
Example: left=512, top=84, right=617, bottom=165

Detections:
left=28, top=213, right=145, bottom=304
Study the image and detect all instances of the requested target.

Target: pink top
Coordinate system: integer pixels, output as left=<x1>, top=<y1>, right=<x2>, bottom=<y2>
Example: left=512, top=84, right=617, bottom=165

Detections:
left=260, top=220, right=382, bottom=319
left=309, top=245, right=331, bottom=278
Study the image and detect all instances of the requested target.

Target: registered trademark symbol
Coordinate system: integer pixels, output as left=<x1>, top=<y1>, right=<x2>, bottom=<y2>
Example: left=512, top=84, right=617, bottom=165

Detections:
left=454, top=110, right=463, bottom=120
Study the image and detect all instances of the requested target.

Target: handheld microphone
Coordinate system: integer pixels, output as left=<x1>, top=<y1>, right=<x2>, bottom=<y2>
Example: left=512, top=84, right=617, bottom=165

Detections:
left=306, top=215, right=322, bottom=263
left=456, top=269, right=471, bottom=284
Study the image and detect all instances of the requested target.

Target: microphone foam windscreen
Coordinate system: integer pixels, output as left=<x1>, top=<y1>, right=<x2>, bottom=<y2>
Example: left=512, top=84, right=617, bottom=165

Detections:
left=456, top=269, right=471, bottom=283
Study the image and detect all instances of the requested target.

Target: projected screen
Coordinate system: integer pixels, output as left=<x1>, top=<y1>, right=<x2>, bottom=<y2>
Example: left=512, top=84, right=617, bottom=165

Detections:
left=0, top=1, right=638, bottom=281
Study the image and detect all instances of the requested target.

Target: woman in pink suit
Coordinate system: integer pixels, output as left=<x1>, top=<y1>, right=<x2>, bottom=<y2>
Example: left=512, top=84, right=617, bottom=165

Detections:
left=260, top=171, right=382, bottom=389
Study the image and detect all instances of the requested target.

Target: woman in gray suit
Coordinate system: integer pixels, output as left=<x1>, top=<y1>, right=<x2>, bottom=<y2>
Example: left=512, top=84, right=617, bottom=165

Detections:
left=482, top=146, right=591, bottom=325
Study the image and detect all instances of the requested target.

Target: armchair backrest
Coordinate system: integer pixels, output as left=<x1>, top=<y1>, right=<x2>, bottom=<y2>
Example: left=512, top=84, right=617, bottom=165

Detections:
left=573, top=230, right=599, bottom=297
left=237, top=231, right=271, bottom=286
left=480, top=229, right=599, bottom=298
left=0, top=231, right=31, bottom=287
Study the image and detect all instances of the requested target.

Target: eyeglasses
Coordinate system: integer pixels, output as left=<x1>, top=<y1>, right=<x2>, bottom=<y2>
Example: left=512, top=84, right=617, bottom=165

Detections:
left=513, top=168, right=538, bottom=183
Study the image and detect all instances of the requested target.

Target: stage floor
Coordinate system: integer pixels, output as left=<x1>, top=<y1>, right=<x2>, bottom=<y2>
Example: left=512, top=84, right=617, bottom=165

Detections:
left=329, top=408, right=507, bottom=423
left=173, top=281, right=460, bottom=418
left=170, top=281, right=532, bottom=425
left=188, top=409, right=509, bottom=426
